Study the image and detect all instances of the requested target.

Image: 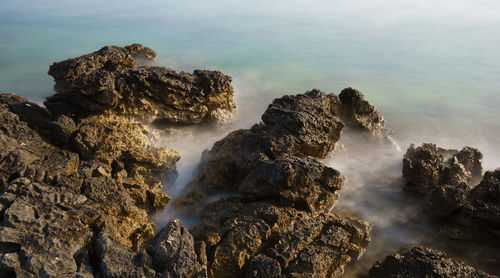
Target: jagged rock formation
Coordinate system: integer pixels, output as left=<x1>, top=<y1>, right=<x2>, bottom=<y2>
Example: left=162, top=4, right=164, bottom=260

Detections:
left=0, top=42, right=391, bottom=277
left=169, top=88, right=388, bottom=277
left=369, top=246, right=495, bottom=278
left=48, top=44, right=157, bottom=93
left=0, top=93, right=173, bottom=276
left=402, top=143, right=500, bottom=242
left=46, top=45, right=236, bottom=125
left=0, top=44, right=237, bottom=277
left=448, top=168, right=500, bottom=240
left=403, top=143, right=483, bottom=195
left=337, top=87, right=386, bottom=136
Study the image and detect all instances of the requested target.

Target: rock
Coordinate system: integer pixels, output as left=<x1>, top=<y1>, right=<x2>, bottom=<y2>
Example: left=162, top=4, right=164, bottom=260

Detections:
left=469, top=168, right=500, bottom=204
left=176, top=90, right=345, bottom=206
left=69, top=114, right=179, bottom=168
left=45, top=66, right=236, bottom=125
left=402, top=143, right=483, bottom=195
left=0, top=93, right=53, bottom=140
left=147, top=219, right=203, bottom=278
left=95, top=233, right=156, bottom=278
left=369, top=246, right=495, bottom=278
left=260, top=89, right=344, bottom=157
left=0, top=102, right=80, bottom=189
left=337, top=87, right=386, bottom=136
left=124, top=43, right=158, bottom=63
left=0, top=43, right=239, bottom=277
left=452, top=168, right=500, bottom=239
left=173, top=89, right=375, bottom=277
left=401, top=143, right=500, bottom=242
left=47, top=114, right=76, bottom=145
left=0, top=178, right=94, bottom=278
left=243, top=254, right=282, bottom=278
left=428, top=183, right=469, bottom=218
left=48, top=44, right=157, bottom=93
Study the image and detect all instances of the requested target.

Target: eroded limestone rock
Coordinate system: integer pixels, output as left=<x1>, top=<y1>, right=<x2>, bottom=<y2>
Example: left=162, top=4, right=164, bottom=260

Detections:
left=337, top=87, right=386, bottom=136
left=48, top=44, right=157, bottom=93
left=45, top=67, right=236, bottom=125
left=0, top=43, right=237, bottom=277
left=369, top=246, right=495, bottom=278
left=171, top=89, right=381, bottom=277
left=402, top=143, right=500, bottom=243
left=403, top=143, right=483, bottom=195
left=147, top=219, right=203, bottom=278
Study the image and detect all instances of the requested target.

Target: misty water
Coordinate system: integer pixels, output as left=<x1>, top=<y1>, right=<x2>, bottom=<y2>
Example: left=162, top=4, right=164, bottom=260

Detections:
left=2, top=0, right=500, bottom=276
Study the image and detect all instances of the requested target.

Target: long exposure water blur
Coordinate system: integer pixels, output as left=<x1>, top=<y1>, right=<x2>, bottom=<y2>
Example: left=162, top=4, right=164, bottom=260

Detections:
left=2, top=0, right=499, bottom=276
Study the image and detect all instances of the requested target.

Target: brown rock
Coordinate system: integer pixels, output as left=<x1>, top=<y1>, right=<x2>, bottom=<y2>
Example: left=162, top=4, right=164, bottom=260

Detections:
left=45, top=66, right=236, bottom=125
left=369, top=246, right=495, bottom=278
left=402, top=143, right=483, bottom=195
left=48, top=44, right=157, bottom=93
left=173, top=89, right=377, bottom=277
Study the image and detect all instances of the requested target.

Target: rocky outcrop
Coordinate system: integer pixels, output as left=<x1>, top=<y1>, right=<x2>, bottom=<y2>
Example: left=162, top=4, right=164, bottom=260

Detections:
left=170, top=89, right=382, bottom=277
left=369, top=246, right=495, bottom=278
left=0, top=96, right=170, bottom=276
left=48, top=44, right=157, bottom=93
left=147, top=219, right=204, bottom=277
left=0, top=41, right=391, bottom=277
left=45, top=67, right=235, bottom=125
left=402, top=143, right=483, bottom=195
left=450, top=168, right=500, bottom=240
left=0, top=94, right=53, bottom=140
left=0, top=101, right=79, bottom=190
left=46, top=44, right=236, bottom=125
left=337, top=87, right=386, bottom=136
left=0, top=43, right=238, bottom=277
left=402, top=143, right=500, bottom=242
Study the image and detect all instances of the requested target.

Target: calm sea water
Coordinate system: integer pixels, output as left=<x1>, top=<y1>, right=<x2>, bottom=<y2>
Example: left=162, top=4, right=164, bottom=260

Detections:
left=2, top=0, right=500, bottom=276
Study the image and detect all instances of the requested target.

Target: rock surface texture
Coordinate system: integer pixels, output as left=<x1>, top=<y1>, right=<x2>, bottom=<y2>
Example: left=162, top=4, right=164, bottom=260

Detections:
left=402, top=143, right=500, bottom=242
left=403, top=143, right=483, bottom=195
left=170, top=88, right=390, bottom=277
left=48, top=44, right=158, bottom=93
left=369, top=246, right=496, bottom=278
left=0, top=44, right=237, bottom=277
left=46, top=44, right=236, bottom=125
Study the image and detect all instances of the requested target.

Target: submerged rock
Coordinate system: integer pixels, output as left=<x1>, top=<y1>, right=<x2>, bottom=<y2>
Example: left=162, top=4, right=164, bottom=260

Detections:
left=369, top=246, right=495, bottom=278
left=172, top=89, right=382, bottom=277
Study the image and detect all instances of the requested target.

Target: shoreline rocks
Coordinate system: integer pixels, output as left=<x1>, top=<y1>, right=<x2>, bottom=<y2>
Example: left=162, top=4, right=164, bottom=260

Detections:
left=46, top=44, right=236, bottom=125
left=402, top=143, right=500, bottom=243
left=48, top=44, right=158, bottom=93
left=403, top=143, right=483, bottom=195
left=168, top=88, right=389, bottom=277
left=0, top=44, right=237, bottom=277
left=369, top=246, right=496, bottom=278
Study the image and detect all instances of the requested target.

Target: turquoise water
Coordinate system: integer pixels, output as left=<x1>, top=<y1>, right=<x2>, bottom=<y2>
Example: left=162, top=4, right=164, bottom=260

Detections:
left=2, top=0, right=499, bottom=160
left=2, top=0, right=500, bottom=275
